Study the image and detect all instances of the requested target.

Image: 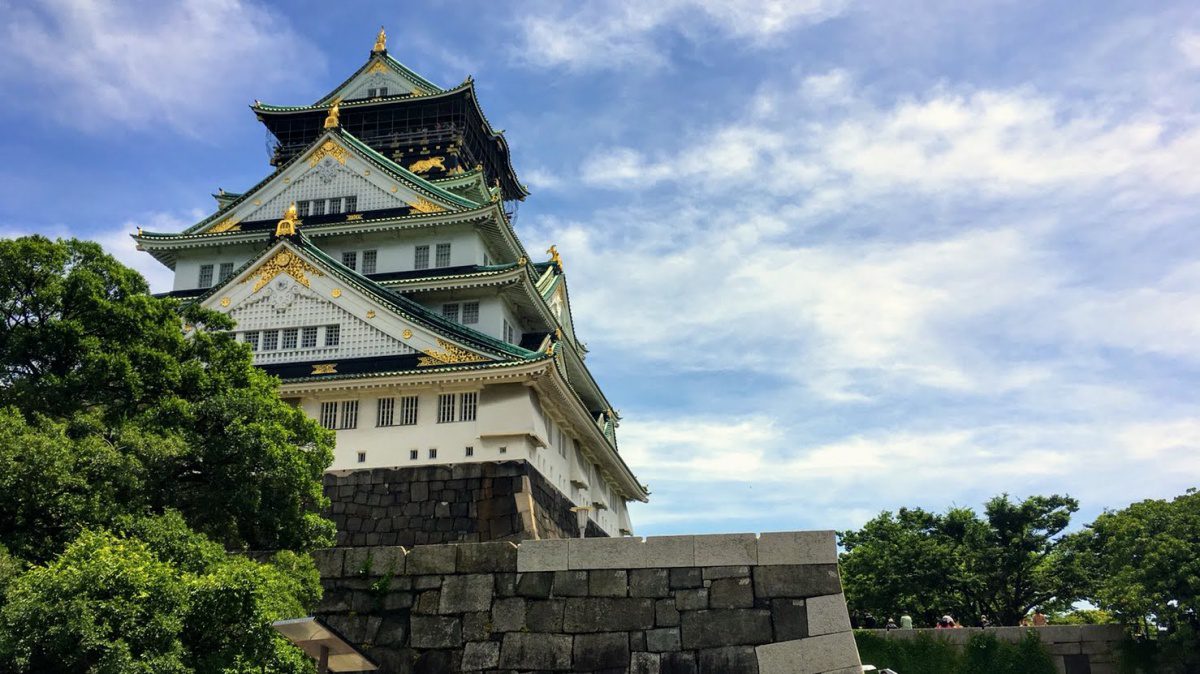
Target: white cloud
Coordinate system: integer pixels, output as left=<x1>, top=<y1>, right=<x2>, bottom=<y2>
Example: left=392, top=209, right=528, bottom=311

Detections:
left=0, top=0, right=320, bottom=133
left=1176, top=30, right=1200, bottom=68
left=514, top=0, right=849, bottom=70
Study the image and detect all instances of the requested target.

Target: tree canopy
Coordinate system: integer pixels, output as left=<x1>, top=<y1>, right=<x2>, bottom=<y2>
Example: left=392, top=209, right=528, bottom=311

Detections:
left=839, top=494, right=1084, bottom=626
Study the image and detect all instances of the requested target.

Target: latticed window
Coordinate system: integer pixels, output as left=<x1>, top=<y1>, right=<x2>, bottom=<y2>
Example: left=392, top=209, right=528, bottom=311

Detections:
left=324, top=325, right=340, bottom=347
left=435, top=243, right=451, bottom=267
left=362, top=250, right=377, bottom=275
left=462, top=302, right=480, bottom=324
left=414, top=245, right=429, bottom=270
left=376, top=397, right=395, bottom=427
left=459, top=392, right=477, bottom=422
left=503, top=320, right=515, bottom=344
left=219, top=262, right=234, bottom=281
left=342, top=251, right=357, bottom=271
left=345, top=196, right=357, bottom=212
left=311, top=199, right=325, bottom=216
left=428, top=448, right=437, bottom=459
left=298, top=201, right=311, bottom=217
left=465, top=446, right=474, bottom=457
left=301, top=327, right=318, bottom=348
left=261, top=330, right=279, bottom=351
left=339, top=400, right=358, bottom=429
left=409, top=449, right=418, bottom=460
left=437, top=394, right=455, bottom=423
left=243, top=331, right=259, bottom=350
left=399, top=396, right=418, bottom=425
left=441, top=303, right=459, bottom=323
left=282, top=328, right=298, bottom=349
left=319, top=402, right=337, bottom=429
left=329, top=197, right=343, bottom=214
left=198, top=264, right=214, bottom=288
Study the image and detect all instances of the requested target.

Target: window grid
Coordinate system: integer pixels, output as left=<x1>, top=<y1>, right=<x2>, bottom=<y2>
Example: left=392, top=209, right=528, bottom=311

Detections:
left=198, top=264, right=214, bottom=288
left=311, top=199, right=326, bottom=216
left=362, top=250, right=377, bottom=275
left=342, top=251, right=357, bottom=271
left=261, top=330, right=279, bottom=351
left=399, top=396, right=418, bottom=425
left=503, top=320, right=515, bottom=344
left=409, top=449, right=418, bottom=460
left=437, top=394, right=455, bottom=423
left=428, top=448, right=437, bottom=459
left=301, top=327, right=318, bottom=348
left=376, top=397, right=395, bottom=427
left=442, top=303, right=460, bottom=323
left=325, top=324, right=340, bottom=347
left=339, top=400, right=358, bottom=429
left=219, top=262, right=234, bottom=281
left=465, top=446, right=474, bottom=457
left=244, top=331, right=260, bottom=351
left=414, top=245, right=430, bottom=270
left=282, top=328, right=298, bottom=349
left=462, top=302, right=480, bottom=324
left=357, top=452, right=366, bottom=463
left=345, top=196, right=358, bottom=212
left=319, top=402, right=337, bottom=429
left=435, top=243, right=451, bottom=268
left=459, top=392, right=477, bottom=422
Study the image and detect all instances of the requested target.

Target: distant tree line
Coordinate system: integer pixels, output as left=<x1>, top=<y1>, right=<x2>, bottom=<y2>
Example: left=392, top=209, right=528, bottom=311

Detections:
left=838, top=489, right=1200, bottom=670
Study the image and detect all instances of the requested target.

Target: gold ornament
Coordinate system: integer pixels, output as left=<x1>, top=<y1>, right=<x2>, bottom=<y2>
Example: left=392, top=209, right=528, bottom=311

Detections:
left=402, top=329, right=413, bottom=339
left=275, top=203, right=300, bottom=237
left=220, top=297, right=231, bottom=307
left=546, top=245, right=563, bottom=270
left=323, top=101, right=341, bottom=129
left=417, top=338, right=488, bottom=367
left=309, top=140, right=348, bottom=167
left=408, top=156, right=445, bottom=173
left=331, top=288, right=342, bottom=298
left=368, top=59, right=388, bottom=74
left=209, top=217, right=240, bottom=233
left=312, top=363, right=337, bottom=375
left=408, top=197, right=446, bottom=213
left=372, top=26, right=387, bottom=53
left=366, top=310, right=376, bottom=319
left=243, top=249, right=323, bottom=292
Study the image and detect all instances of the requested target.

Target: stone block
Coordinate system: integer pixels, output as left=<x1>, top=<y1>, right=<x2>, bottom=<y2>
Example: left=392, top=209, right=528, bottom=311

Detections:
left=709, top=577, right=754, bottom=609
left=342, top=547, right=371, bottom=577
left=413, top=649, right=452, bottom=674
left=771, top=598, right=808, bottom=641
left=647, top=627, right=682, bottom=652
left=806, top=593, right=851, bottom=636
left=375, top=617, right=407, bottom=646
left=494, top=572, right=517, bottom=596
left=755, top=632, right=861, bottom=674
left=310, top=548, right=344, bottom=578
left=414, top=574, right=441, bottom=590
left=757, top=531, right=837, bottom=566
left=699, top=645, right=759, bottom=673
left=663, top=651, right=699, bottom=674
left=589, top=569, right=628, bottom=597
left=517, top=571, right=554, bottom=598
left=676, top=588, right=709, bottom=611
left=681, top=609, right=773, bottom=649
left=457, top=541, right=518, bottom=573
left=462, top=611, right=492, bottom=641
left=563, top=597, right=655, bottom=633
left=630, top=569, right=671, bottom=597
left=527, top=598, right=566, bottom=632
left=573, top=632, right=630, bottom=671
left=499, top=632, right=572, bottom=670
left=630, top=630, right=646, bottom=651
left=657, top=598, right=681, bottom=627
left=703, top=565, right=751, bottom=580
left=461, top=641, right=500, bottom=670
left=670, top=568, right=704, bottom=589
left=322, top=615, right=381, bottom=644
left=406, top=544, right=457, bottom=575
left=409, top=615, right=462, bottom=649
left=694, top=534, right=759, bottom=567
left=630, top=652, right=661, bottom=674
left=567, top=535, right=696, bottom=569
left=553, top=570, right=589, bottom=596
left=1081, top=639, right=1115, bottom=655
left=517, top=538, right=569, bottom=572
left=752, top=565, right=842, bottom=598
left=439, top=574, right=494, bottom=614
left=414, top=590, right=440, bottom=615
left=491, top=597, right=526, bottom=632
left=1048, top=641, right=1082, bottom=655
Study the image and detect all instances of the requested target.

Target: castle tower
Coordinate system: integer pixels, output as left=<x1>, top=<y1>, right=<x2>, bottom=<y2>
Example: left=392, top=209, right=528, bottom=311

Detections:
left=134, top=30, right=645, bottom=545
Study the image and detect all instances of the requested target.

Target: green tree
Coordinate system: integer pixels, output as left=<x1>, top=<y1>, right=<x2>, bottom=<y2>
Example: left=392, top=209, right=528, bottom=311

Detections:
left=0, top=236, right=333, bottom=559
left=0, top=513, right=317, bottom=673
left=839, top=494, right=1084, bottom=626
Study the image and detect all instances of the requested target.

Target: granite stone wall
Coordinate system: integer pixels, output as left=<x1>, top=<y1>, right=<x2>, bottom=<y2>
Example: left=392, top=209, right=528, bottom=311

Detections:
left=310, top=531, right=861, bottom=673
left=323, top=460, right=605, bottom=547
left=860, top=625, right=1126, bottom=674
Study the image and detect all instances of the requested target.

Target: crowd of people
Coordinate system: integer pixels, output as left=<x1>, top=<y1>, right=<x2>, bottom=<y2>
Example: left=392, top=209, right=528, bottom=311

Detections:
left=855, top=610, right=1050, bottom=629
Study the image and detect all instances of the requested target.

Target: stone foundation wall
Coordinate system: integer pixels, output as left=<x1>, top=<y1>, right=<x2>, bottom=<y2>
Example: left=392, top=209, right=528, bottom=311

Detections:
left=323, top=460, right=606, bottom=547
left=311, top=531, right=861, bottom=673
left=860, top=625, right=1126, bottom=674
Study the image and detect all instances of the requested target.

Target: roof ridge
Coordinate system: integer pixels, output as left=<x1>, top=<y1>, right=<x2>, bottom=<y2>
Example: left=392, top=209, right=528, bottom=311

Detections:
left=312, top=53, right=444, bottom=107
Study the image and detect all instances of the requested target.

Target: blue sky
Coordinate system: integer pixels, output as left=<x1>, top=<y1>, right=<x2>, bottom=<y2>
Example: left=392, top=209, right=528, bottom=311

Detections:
left=2, top=0, right=1198, bottom=536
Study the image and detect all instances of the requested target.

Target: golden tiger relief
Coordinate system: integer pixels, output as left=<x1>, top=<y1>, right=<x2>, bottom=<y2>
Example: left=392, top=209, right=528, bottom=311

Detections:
left=408, top=156, right=446, bottom=174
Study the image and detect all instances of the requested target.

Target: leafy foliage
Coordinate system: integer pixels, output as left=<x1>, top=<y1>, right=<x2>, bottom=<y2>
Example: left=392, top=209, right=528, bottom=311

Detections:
left=0, top=236, right=333, bottom=559
left=840, top=494, right=1084, bottom=626
left=854, top=630, right=1056, bottom=674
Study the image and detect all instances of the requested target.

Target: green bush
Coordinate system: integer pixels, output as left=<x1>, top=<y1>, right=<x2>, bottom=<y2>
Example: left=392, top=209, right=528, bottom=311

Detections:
left=855, top=630, right=1056, bottom=674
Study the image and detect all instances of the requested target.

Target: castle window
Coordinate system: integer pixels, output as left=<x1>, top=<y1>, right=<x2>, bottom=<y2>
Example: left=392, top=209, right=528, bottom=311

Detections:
left=379, top=87, right=388, bottom=97
left=428, top=448, right=437, bottom=459
left=342, top=251, right=357, bottom=271
left=198, top=264, right=214, bottom=288
left=319, top=402, right=337, bottom=429
left=298, top=201, right=311, bottom=217
left=324, top=325, right=340, bottom=347
left=357, top=451, right=366, bottom=463
left=243, top=331, right=260, bottom=350
left=261, top=330, right=279, bottom=351
left=329, top=197, right=343, bottom=215
left=376, top=397, right=395, bottom=427
left=462, top=302, right=479, bottom=324
left=437, top=394, right=455, bottom=423
left=399, top=395, right=418, bottom=425
left=414, top=245, right=430, bottom=270
left=301, top=327, right=318, bottom=348
left=499, top=446, right=507, bottom=454
left=441, top=303, right=460, bottom=323
left=459, top=392, right=477, bottom=422
left=362, top=250, right=377, bottom=274
left=282, top=328, right=298, bottom=349
left=435, top=243, right=451, bottom=268
left=345, top=195, right=357, bottom=212
left=410, top=449, right=418, bottom=460
left=311, top=199, right=326, bottom=216
left=219, top=262, right=234, bottom=281
left=465, top=446, right=474, bottom=457
left=339, top=400, right=358, bottom=429
left=503, top=319, right=516, bottom=344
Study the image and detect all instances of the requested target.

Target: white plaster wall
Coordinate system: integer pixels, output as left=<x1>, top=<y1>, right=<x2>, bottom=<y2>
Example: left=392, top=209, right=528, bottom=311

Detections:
left=339, top=69, right=420, bottom=101
left=172, top=244, right=262, bottom=292
left=316, top=225, right=483, bottom=275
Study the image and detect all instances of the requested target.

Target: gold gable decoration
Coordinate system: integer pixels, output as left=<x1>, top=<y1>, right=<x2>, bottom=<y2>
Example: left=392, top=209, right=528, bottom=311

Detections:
left=275, top=202, right=300, bottom=237
left=408, top=197, right=446, bottom=214
left=209, top=217, right=241, bottom=233
left=309, top=140, right=348, bottom=167
left=368, top=60, right=388, bottom=75
left=323, top=101, right=341, bottom=129
left=243, top=249, right=323, bottom=293
left=373, top=26, right=387, bottom=53
left=417, top=338, right=489, bottom=367
left=408, top=156, right=445, bottom=174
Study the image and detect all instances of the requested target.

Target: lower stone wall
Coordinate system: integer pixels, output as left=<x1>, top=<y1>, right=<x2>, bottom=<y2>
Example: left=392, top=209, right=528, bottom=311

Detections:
left=860, top=625, right=1126, bottom=674
left=323, top=460, right=605, bottom=547
left=311, top=531, right=861, bottom=673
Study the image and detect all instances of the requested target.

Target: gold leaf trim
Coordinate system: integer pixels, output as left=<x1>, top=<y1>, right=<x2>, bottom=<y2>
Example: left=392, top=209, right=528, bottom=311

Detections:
left=220, top=297, right=231, bottom=307
left=408, top=197, right=446, bottom=213
left=402, top=329, right=413, bottom=339
left=366, top=310, right=376, bottom=319
left=368, top=59, right=388, bottom=74
left=308, top=140, right=348, bottom=168
left=209, top=217, right=240, bottom=233
left=417, top=338, right=488, bottom=367
left=331, top=288, right=342, bottom=298
left=243, top=250, right=323, bottom=293
left=346, top=213, right=363, bottom=221
left=312, top=363, right=337, bottom=375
